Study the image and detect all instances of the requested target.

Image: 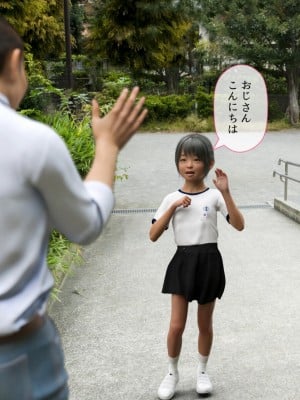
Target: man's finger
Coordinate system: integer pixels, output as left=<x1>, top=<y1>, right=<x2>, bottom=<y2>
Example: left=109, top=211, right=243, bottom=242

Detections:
left=126, top=108, right=148, bottom=137
left=92, top=99, right=100, bottom=119
left=112, top=88, right=131, bottom=114
left=126, top=96, right=146, bottom=126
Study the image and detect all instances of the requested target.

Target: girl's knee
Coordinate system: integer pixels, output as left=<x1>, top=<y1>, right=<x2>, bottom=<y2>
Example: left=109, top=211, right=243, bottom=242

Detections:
left=169, top=321, right=185, bottom=337
left=198, top=324, right=213, bottom=336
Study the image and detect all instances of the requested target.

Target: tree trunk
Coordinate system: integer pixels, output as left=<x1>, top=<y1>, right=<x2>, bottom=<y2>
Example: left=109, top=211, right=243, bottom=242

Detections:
left=165, top=66, right=180, bottom=94
left=286, top=66, right=299, bottom=125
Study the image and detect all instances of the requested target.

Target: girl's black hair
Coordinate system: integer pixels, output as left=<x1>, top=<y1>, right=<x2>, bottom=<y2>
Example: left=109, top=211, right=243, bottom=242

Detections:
left=0, top=17, right=24, bottom=75
left=175, top=134, right=214, bottom=176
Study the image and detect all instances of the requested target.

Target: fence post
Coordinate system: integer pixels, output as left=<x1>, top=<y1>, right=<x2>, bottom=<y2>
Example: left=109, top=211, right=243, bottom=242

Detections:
left=284, top=161, right=288, bottom=201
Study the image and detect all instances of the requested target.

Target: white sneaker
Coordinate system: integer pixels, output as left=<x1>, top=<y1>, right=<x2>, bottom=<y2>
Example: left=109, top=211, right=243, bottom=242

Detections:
left=157, top=372, right=179, bottom=400
left=196, top=371, right=213, bottom=395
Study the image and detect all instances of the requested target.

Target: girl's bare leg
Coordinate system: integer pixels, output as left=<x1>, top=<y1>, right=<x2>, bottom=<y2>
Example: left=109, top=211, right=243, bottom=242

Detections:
left=196, top=301, right=215, bottom=394
left=167, top=294, right=189, bottom=357
left=197, top=300, right=215, bottom=356
left=158, top=295, right=188, bottom=400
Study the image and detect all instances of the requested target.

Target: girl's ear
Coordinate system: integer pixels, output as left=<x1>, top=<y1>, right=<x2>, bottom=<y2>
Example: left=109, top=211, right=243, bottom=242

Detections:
left=209, top=160, right=215, bottom=171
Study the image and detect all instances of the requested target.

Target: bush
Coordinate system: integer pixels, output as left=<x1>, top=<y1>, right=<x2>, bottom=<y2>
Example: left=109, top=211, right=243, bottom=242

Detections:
left=48, top=231, right=82, bottom=300
left=263, top=73, right=287, bottom=95
left=194, top=88, right=213, bottom=119
left=145, top=94, right=194, bottom=121
left=34, top=112, right=94, bottom=177
left=183, top=114, right=214, bottom=132
left=101, top=71, right=133, bottom=98
left=21, top=53, right=63, bottom=112
left=268, top=97, right=286, bottom=122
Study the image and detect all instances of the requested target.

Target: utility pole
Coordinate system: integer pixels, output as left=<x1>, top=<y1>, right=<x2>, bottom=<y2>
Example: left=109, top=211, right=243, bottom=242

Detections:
left=64, top=0, right=73, bottom=89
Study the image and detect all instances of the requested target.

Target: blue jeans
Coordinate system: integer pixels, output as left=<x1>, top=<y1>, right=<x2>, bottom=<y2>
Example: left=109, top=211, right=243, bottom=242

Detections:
left=0, top=316, right=69, bottom=400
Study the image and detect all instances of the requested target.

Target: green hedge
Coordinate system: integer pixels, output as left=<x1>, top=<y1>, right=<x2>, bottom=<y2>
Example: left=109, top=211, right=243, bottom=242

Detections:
left=194, top=88, right=213, bottom=119
left=145, top=90, right=214, bottom=121
left=145, top=94, right=194, bottom=121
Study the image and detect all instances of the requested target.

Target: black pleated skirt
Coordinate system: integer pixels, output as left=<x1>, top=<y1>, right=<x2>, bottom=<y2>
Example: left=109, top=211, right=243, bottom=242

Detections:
left=162, top=243, right=225, bottom=304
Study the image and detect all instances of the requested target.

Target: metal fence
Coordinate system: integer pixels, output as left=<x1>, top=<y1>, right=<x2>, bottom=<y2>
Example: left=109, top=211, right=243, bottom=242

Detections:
left=273, top=158, right=300, bottom=201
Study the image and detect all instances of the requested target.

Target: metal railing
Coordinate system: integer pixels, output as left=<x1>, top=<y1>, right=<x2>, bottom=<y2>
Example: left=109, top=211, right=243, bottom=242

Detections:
left=273, top=158, right=300, bottom=201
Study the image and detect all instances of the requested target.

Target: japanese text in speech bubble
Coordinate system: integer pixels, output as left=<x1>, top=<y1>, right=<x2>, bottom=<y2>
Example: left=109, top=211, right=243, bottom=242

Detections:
left=214, top=64, right=268, bottom=152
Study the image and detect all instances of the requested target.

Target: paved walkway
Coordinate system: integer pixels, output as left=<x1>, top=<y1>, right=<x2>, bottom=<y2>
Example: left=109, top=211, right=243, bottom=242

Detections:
left=50, top=131, right=300, bottom=400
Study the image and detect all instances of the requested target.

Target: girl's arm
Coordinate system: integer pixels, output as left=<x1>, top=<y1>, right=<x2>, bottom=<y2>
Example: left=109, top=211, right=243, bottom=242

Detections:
left=213, top=169, right=245, bottom=231
left=149, top=196, right=191, bottom=242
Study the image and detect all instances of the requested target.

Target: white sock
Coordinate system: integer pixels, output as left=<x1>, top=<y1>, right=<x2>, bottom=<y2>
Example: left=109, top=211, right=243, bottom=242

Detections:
left=168, top=356, right=179, bottom=375
left=198, top=353, right=209, bottom=373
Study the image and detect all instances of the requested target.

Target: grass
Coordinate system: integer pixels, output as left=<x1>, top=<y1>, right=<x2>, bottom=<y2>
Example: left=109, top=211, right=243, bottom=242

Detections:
left=48, top=231, right=83, bottom=301
left=141, top=114, right=295, bottom=133
left=267, top=119, right=297, bottom=131
left=141, top=114, right=215, bottom=132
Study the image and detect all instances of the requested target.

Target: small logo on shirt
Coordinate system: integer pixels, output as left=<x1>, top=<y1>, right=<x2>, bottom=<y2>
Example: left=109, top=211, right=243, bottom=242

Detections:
left=203, top=206, right=210, bottom=218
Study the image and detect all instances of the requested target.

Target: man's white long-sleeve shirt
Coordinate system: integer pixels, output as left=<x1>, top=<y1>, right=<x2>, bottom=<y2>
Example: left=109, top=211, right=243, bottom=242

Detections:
left=0, top=94, right=114, bottom=335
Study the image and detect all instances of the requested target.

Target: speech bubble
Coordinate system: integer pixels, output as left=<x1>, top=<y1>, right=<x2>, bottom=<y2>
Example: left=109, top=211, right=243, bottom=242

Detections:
left=214, top=64, right=268, bottom=152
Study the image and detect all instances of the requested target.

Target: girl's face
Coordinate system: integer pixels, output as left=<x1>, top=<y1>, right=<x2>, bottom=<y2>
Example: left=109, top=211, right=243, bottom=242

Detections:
left=178, top=152, right=206, bottom=182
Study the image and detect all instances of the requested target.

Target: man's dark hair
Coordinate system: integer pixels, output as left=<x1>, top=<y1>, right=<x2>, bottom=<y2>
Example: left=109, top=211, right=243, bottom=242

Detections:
left=0, top=17, right=24, bottom=75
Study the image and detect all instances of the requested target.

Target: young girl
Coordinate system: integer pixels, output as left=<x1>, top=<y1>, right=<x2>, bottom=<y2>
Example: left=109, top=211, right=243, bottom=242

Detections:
left=149, top=134, right=244, bottom=399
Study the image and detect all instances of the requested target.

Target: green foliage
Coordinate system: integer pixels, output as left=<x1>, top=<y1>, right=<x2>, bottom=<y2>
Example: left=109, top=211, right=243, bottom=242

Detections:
left=268, top=99, right=285, bottom=122
left=101, top=71, right=132, bottom=98
left=21, top=53, right=63, bottom=112
left=37, top=112, right=94, bottom=177
left=89, top=0, right=186, bottom=66
left=263, top=73, right=287, bottom=95
left=70, top=0, right=86, bottom=54
left=263, top=71, right=287, bottom=121
left=88, top=0, right=200, bottom=92
left=199, top=0, right=300, bottom=123
left=145, top=94, right=194, bottom=121
left=0, top=0, right=64, bottom=58
left=89, top=71, right=134, bottom=115
left=134, top=75, right=167, bottom=94
left=195, top=88, right=213, bottom=118
left=59, top=92, right=91, bottom=119
left=48, top=230, right=82, bottom=299
left=183, top=114, right=214, bottom=132
left=142, top=114, right=214, bottom=133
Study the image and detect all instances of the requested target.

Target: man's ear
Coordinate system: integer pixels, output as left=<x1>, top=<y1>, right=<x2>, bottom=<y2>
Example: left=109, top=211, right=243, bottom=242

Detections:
left=4, top=48, right=22, bottom=82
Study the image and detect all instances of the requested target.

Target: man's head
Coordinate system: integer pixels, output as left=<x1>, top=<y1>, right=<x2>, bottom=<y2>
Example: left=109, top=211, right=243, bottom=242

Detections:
left=0, top=17, right=27, bottom=109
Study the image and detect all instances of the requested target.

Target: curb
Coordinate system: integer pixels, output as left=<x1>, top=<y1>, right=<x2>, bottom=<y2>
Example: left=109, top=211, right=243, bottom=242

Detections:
left=274, top=198, right=300, bottom=224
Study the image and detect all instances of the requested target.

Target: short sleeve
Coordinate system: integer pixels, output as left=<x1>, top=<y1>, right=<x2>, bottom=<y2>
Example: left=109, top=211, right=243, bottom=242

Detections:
left=216, top=190, right=229, bottom=220
left=152, top=195, right=172, bottom=227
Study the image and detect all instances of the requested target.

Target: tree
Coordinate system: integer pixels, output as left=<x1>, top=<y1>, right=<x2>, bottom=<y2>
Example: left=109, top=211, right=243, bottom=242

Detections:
left=199, top=0, right=300, bottom=124
left=70, top=0, right=85, bottom=54
left=87, top=0, right=199, bottom=93
left=0, top=0, right=65, bottom=59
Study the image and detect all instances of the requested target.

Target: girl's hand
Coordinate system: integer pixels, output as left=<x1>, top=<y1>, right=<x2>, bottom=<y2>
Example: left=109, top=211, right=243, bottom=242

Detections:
left=213, top=168, right=229, bottom=193
left=213, top=168, right=245, bottom=231
left=174, top=195, right=191, bottom=208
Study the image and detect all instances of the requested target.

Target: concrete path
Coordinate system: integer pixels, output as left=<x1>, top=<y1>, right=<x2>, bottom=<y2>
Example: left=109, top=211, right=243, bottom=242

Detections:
left=50, top=131, right=300, bottom=400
